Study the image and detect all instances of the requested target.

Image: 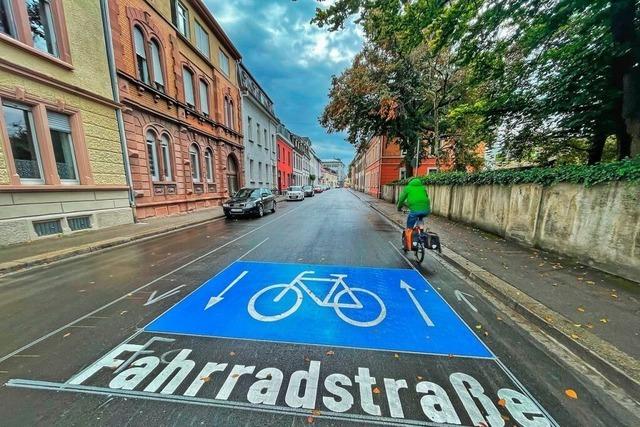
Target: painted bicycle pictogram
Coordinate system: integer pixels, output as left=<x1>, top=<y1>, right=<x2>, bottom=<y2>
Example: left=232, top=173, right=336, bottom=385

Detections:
left=247, top=270, right=386, bottom=327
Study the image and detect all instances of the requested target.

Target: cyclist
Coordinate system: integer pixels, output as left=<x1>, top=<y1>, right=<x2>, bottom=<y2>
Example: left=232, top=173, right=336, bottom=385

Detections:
left=397, top=178, right=431, bottom=228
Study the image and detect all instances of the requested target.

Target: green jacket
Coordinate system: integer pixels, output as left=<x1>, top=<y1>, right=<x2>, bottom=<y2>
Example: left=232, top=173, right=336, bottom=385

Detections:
left=397, top=178, right=431, bottom=213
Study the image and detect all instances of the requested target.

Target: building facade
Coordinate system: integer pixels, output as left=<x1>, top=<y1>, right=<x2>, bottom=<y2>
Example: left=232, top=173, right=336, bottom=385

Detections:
left=109, top=0, right=244, bottom=219
left=291, top=133, right=310, bottom=186
left=276, top=123, right=294, bottom=192
left=321, top=159, right=346, bottom=185
left=0, top=0, right=134, bottom=245
left=309, top=149, right=322, bottom=185
left=239, top=63, right=277, bottom=191
left=321, top=166, right=338, bottom=188
left=350, top=136, right=438, bottom=198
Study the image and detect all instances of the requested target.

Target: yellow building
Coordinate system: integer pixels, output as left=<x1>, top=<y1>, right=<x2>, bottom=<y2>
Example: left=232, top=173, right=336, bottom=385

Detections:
left=0, top=0, right=133, bottom=245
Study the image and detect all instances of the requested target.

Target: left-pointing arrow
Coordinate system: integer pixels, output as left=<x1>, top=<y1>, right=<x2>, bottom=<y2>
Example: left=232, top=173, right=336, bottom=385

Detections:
left=144, top=285, right=186, bottom=306
left=205, top=270, right=249, bottom=310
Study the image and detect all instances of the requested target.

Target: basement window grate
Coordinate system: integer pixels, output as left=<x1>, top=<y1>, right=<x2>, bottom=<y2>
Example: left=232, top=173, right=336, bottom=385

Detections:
left=68, top=216, right=91, bottom=231
left=33, top=219, right=62, bottom=237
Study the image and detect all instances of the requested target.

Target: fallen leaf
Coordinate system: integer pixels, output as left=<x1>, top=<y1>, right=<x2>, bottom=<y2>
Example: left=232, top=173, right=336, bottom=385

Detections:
left=611, top=293, right=618, bottom=299
left=585, top=281, right=595, bottom=285
left=394, top=353, right=400, bottom=359
left=497, top=399, right=506, bottom=407
left=306, top=416, right=315, bottom=424
left=304, top=356, right=310, bottom=362
left=416, top=375, right=423, bottom=381
left=565, top=389, right=578, bottom=399
left=570, top=334, right=580, bottom=340
left=577, top=307, right=585, bottom=312
left=475, top=324, right=482, bottom=330
left=585, top=323, right=593, bottom=329
left=552, top=283, right=558, bottom=287
left=229, top=352, right=236, bottom=356
left=573, top=324, right=582, bottom=327
left=496, top=316, right=503, bottom=321
left=63, top=333, right=71, bottom=338
left=231, top=374, right=239, bottom=379
left=501, top=414, right=511, bottom=421
left=120, top=310, right=127, bottom=316
left=483, top=331, right=489, bottom=337
left=577, top=277, right=584, bottom=281
left=201, top=376, right=211, bottom=383
left=325, top=350, right=335, bottom=356
left=599, top=318, right=608, bottom=324
left=78, top=289, right=86, bottom=293
left=372, top=387, right=381, bottom=394
left=312, top=409, right=321, bottom=416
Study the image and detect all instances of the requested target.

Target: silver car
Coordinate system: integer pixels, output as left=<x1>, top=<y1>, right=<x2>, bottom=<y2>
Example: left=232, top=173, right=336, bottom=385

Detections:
left=286, top=186, right=305, bottom=201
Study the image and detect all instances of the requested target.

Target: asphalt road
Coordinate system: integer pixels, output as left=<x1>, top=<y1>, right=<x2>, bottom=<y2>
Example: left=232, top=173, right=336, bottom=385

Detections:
left=0, top=189, right=637, bottom=426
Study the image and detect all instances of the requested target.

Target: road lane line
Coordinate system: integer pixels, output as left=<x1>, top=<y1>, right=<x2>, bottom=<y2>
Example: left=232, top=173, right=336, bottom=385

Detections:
left=0, top=207, right=302, bottom=364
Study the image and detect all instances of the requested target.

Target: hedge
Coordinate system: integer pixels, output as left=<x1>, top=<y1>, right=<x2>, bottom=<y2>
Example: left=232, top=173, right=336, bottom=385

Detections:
left=392, top=156, right=640, bottom=187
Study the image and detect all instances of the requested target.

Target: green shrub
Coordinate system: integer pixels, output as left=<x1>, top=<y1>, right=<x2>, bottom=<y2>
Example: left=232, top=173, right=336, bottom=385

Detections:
left=391, top=157, right=640, bottom=187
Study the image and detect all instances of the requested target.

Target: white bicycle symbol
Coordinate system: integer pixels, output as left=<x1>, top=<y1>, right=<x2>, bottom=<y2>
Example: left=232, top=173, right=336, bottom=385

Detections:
left=247, top=271, right=386, bottom=327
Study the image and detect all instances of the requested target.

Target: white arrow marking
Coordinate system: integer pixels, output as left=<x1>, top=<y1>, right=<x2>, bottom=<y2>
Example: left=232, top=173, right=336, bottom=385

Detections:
left=144, top=285, right=186, bottom=306
left=205, top=271, right=249, bottom=310
left=454, top=290, right=478, bottom=313
left=400, top=280, right=434, bottom=326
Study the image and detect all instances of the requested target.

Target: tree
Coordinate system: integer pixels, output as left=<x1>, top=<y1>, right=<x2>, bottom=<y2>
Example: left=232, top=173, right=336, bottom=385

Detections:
left=309, top=174, right=316, bottom=183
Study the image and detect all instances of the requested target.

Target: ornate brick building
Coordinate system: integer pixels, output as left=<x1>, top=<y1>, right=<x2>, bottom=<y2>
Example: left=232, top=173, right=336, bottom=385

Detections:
left=109, top=0, right=244, bottom=218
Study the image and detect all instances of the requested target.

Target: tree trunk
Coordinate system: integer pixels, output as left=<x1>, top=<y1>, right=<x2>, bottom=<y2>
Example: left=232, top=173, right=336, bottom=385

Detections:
left=587, top=131, right=606, bottom=165
left=616, top=116, right=632, bottom=159
left=610, top=0, right=640, bottom=158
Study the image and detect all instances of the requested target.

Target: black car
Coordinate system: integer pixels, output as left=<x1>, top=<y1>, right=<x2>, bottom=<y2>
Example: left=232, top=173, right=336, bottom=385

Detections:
left=303, top=185, right=315, bottom=197
left=223, top=188, right=276, bottom=219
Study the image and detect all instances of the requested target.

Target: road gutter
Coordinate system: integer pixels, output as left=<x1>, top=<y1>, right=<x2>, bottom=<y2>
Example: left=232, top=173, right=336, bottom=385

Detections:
left=364, top=194, right=640, bottom=399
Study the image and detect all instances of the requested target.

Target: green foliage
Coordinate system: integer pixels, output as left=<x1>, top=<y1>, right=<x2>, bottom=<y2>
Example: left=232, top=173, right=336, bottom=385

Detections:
left=393, top=157, right=640, bottom=187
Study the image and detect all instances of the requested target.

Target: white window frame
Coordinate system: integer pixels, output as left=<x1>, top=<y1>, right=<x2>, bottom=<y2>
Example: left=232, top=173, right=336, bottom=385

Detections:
left=247, top=116, right=253, bottom=141
left=176, top=1, right=189, bottom=38
left=183, top=67, right=195, bottom=108
left=3, top=101, right=44, bottom=184
left=150, top=39, right=164, bottom=91
left=133, top=26, right=149, bottom=84
left=47, top=111, right=79, bottom=184
left=219, top=49, right=229, bottom=76
left=199, top=79, right=209, bottom=115
left=205, top=148, right=214, bottom=183
left=194, top=20, right=209, bottom=58
left=161, top=134, right=172, bottom=181
left=146, top=130, right=159, bottom=181
left=189, top=144, right=200, bottom=182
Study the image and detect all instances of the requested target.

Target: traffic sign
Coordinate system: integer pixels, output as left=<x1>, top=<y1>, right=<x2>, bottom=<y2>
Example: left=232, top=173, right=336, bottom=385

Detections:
left=146, top=261, right=492, bottom=358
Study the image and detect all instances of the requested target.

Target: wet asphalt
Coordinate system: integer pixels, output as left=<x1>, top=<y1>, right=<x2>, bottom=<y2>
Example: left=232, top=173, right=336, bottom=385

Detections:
left=0, top=189, right=638, bottom=426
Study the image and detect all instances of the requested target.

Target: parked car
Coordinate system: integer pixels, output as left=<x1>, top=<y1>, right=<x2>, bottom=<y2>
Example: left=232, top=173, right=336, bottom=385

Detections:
left=303, top=185, right=315, bottom=197
left=314, top=185, right=323, bottom=193
left=222, top=187, right=276, bottom=219
left=286, top=186, right=305, bottom=201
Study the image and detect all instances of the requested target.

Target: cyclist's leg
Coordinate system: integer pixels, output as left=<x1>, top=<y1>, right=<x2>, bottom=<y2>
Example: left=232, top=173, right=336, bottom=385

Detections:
left=406, top=211, right=418, bottom=228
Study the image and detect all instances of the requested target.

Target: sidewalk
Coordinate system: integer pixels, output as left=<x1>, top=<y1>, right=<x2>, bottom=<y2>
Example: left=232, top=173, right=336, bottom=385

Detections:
left=352, top=190, right=640, bottom=394
left=0, top=206, right=226, bottom=275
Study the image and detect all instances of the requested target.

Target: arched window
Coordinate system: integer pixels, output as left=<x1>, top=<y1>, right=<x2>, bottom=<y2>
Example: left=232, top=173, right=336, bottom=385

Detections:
left=134, top=26, right=149, bottom=83
left=189, top=144, right=200, bottom=182
left=226, top=155, right=238, bottom=194
left=223, top=97, right=234, bottom=129
left=183, top=67, right=195, bottom=108
left=150, top=39, right=164, bottom=92
left=228, top=99, right=234, bottom=129
left=204, top=148, right=214, bottom=183
left=160, top=134, right=172, bottom=180
left=146, top=130, right=159, bottom=181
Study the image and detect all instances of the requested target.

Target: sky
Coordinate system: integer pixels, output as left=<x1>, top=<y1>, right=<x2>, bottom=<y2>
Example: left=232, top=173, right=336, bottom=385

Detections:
left=204, top=0, right=362, bottom=164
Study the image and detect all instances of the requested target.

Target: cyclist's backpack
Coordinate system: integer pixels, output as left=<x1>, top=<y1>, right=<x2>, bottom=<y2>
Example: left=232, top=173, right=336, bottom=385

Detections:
left=403, top=228, right=415, bottom=251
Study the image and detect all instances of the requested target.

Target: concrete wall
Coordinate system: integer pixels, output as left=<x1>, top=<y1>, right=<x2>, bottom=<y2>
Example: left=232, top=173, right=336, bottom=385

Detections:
left=0, top=190, right=133, bottom=246
left=382, top=182, right=640, bottom=282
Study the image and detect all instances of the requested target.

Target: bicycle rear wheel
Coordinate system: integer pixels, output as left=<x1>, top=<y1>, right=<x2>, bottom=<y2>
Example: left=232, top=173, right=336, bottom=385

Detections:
left=414, top=243, right=425, bottom=263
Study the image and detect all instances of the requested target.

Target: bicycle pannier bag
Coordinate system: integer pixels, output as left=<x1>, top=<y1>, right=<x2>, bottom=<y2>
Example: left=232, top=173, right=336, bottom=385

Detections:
left=425, top=232, right=441, bottom=252
left=403, top=228, right=414, bottom=251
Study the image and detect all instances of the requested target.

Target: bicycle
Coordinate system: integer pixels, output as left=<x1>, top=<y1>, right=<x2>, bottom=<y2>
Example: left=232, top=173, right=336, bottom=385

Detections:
left=401, top=209, right=441, bottom=264
left=247, top=270, right=386, bottom=327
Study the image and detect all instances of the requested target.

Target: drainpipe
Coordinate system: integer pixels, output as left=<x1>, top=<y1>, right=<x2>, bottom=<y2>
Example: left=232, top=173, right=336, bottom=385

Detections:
left=100, top=0, right=136, bottom=220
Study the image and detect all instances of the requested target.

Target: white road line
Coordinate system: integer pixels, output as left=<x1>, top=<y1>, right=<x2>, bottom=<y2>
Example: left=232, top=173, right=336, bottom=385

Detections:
left=0, top=208, right=301, bottom=364
left=6, top=379, right=472, bottom=427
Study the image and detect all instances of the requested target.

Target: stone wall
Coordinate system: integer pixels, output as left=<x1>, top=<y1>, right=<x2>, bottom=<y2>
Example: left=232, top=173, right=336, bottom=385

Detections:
left=383, top=182, right=640, bottom=282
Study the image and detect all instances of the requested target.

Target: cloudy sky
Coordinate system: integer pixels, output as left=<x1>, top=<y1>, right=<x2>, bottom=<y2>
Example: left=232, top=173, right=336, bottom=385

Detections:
left=204, top=0, right=362, bottom=164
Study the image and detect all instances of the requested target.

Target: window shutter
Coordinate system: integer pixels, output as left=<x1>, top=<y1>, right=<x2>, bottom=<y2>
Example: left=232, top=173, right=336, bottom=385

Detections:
left=47, top=111, right=71, bottom=132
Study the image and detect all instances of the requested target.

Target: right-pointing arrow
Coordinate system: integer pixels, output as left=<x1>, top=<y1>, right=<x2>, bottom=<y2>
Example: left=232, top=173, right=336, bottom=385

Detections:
left=401, top=280, right=435, bottom=327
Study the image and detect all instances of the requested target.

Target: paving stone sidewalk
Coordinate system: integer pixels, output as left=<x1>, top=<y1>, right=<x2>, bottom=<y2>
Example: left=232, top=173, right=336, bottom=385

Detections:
left=352, top=190, right=640, bottom=389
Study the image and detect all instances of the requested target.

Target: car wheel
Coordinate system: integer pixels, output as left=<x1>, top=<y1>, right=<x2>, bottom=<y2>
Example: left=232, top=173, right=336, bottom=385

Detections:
left=257, top=204, right=264, bottom=217
left=271, top=201, right=276, bottom=213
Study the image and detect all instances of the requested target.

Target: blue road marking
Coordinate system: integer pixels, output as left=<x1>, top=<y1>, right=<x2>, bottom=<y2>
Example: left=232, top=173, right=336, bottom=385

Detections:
left=146, top=261, right=492, bottom=358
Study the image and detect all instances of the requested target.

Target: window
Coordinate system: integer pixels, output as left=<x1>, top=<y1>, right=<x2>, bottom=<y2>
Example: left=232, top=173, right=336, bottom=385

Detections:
left=133, top=26, right=149, bottom=84
left=161, top=134, right=172, bottom=180
left=224, top=97, right=234, bottom=129
left=204, top=148, right=213, bottom=182
left=249, top=159, right=254, bottom=181
left=256, top=123, right=260, bottom=144
left=258, top=161, right=262, bottom=181
left=2, top=102, right=43, bottom=183
left=0, top=0, right=16, bottom=37
left=146, top=130, right=159, bottom=181
left=219, top=49, right=229, bottom=76
left=47, top=111, right=78, bottom=183
left=195, top=21, right=209, bottom=57
left=199, top=79, right=209, bottom=115
left=189, top=144, right=200, bottom=181
left=264, top=129, right=267, bottom=150
left=247, top=117, right=252, bottom=141
left=150, top=40, right=164, bottom=92
left=183, top=67, right=195, bottom=107
left=27, top=0, right=59, bottom=57
left=175, top=1, right=189, bottom=38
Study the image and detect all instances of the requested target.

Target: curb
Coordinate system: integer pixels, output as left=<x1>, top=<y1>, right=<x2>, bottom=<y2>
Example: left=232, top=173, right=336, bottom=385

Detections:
left=0, top=213, right=226, bottom=276
left=366, top=198, right=640, bottom=398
